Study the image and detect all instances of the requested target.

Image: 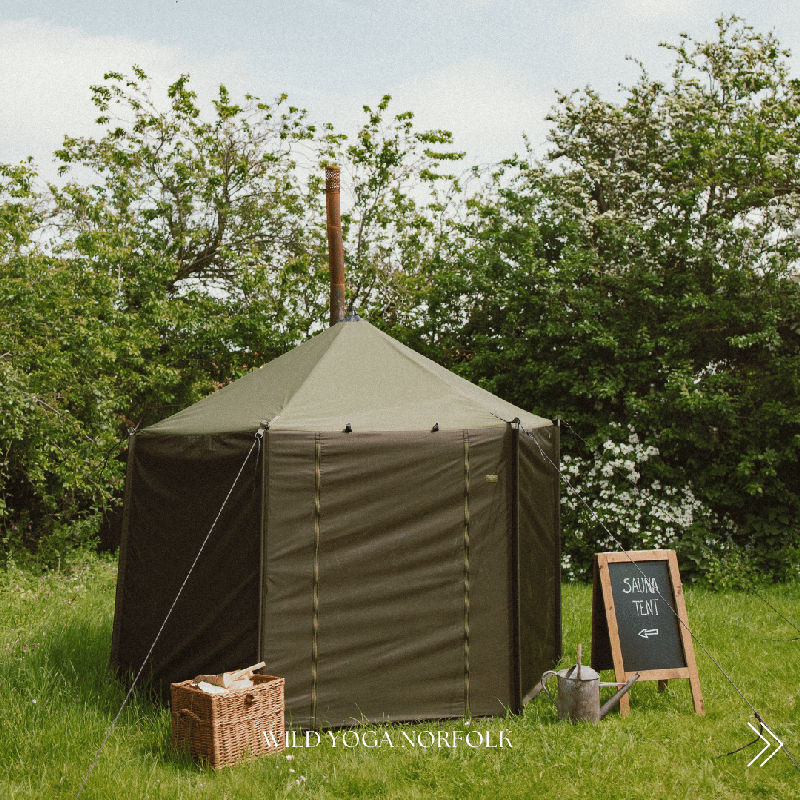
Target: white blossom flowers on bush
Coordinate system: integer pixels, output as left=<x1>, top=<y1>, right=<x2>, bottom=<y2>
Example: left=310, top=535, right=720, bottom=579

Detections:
left=559, top=423, right=734, bottom=581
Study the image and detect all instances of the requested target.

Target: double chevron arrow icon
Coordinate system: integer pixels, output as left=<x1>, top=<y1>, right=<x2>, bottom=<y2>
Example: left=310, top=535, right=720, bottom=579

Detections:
left=746, top=721, right=784, bottom=767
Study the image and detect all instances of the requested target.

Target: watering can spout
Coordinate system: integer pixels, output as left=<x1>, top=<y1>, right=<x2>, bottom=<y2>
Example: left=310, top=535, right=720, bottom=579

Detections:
left=599, top=673, right=640, bottom=719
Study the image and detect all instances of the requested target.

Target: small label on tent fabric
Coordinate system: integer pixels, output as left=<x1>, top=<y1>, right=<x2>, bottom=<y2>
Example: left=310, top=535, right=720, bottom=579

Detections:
left=485, top=474, right=498, bottom=483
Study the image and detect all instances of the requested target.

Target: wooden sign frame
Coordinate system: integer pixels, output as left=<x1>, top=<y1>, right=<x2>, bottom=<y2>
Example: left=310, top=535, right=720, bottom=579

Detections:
left=592, top=549, right=703, bottom=716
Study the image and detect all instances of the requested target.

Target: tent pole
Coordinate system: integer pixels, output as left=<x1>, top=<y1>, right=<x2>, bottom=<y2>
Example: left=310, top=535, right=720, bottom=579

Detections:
left=552, top=423, right=563, bottom=662
left=257, top=428, right=270, bottom=667
left=109, top=434, right=136, bottom=671
left=510, top=425, right=522, bottom=711
left=462, top=432, right=472, bottom=718
left=325, top=165, right=346, bottom=326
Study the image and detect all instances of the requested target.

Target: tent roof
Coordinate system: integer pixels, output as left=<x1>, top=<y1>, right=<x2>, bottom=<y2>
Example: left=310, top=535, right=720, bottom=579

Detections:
left=143, top=318, right=551, bottom=435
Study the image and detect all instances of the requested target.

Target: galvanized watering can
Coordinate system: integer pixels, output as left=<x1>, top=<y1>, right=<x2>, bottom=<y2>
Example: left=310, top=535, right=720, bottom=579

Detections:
left=539, top=645, right=639, bottom=723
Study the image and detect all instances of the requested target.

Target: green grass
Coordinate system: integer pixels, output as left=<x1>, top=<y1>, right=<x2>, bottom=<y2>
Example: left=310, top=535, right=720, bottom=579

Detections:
left=1, top=553, right=798, bottom=799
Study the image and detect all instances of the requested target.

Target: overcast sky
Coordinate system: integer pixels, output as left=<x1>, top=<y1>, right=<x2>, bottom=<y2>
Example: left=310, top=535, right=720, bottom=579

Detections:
left=1, top=1, right=798, bottom=183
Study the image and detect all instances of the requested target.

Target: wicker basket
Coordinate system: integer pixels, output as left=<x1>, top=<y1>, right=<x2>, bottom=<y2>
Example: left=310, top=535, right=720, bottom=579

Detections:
left=170, top=673, right=285, bottom=768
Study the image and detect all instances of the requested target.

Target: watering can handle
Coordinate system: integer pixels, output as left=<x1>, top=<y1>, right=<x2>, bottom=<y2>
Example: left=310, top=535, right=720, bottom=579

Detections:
left=540, top=670, right=559, bottom=707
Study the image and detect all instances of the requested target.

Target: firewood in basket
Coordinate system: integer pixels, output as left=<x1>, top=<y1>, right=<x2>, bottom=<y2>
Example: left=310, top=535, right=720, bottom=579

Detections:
left=231, top=661, right=266, bottom=682
left=193, top=661, right=266, bottom=690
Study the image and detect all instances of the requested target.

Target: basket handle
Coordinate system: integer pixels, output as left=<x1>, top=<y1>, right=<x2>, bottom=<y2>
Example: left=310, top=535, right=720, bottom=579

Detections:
left=178, top=708, right=201, bottom=723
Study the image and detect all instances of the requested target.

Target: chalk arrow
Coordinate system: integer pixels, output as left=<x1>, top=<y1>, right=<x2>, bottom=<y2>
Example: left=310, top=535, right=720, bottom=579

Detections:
left=637, top=628, right=659, bottom=639
left=747, top=721, right=784, bottom=767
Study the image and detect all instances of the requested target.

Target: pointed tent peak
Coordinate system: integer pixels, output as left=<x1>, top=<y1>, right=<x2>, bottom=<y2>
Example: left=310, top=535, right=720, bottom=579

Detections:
left=142, top=318, right=551, bottom=436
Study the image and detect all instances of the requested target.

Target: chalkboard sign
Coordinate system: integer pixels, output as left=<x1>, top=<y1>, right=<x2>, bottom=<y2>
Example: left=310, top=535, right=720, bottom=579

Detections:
left=591, top=549, right=703, bottom=716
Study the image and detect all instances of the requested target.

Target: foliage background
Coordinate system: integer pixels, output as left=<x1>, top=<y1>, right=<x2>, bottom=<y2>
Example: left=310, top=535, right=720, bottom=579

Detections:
left=1, top=17, right=798, bottom=581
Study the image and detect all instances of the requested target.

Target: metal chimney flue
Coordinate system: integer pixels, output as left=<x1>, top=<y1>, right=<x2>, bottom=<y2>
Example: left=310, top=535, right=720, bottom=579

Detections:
left=325, top=165, right=345, bottom=326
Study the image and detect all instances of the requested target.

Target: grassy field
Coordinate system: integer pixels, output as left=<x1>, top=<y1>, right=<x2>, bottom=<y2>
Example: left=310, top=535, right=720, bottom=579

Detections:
left=1, top=553, right=797, bottom=799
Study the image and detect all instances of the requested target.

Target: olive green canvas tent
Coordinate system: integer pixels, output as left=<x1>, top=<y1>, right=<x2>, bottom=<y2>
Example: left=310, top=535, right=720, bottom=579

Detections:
left=111, top=317, right=561, bottom=728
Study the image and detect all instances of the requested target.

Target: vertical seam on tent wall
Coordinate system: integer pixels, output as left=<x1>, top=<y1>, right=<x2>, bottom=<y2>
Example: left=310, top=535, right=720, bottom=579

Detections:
left=463, top=431, right=471, bottom=718
left=311, top=434, right=322, bottom=729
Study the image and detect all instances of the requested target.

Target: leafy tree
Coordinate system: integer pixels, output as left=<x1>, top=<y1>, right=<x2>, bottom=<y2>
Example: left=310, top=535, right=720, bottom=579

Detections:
left=51, top=68, right=328, bottom=427
left=52, top=72, right=463, bottom=424
left=319, top=95, right=463, bottom=332
left=427, top=17, right=800, bottom=578
left=2, top=74, right=463, bottom=561
left=5, top=18, right=798, bottom=581
left=1, top=163, right=127, bottom=560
